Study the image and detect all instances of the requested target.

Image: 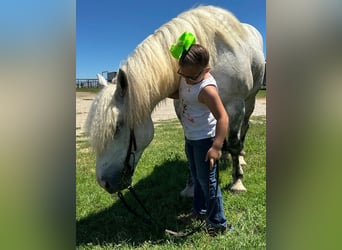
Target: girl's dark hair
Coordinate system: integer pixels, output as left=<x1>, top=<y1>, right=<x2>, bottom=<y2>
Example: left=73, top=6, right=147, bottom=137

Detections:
left=179, top=44, right=209, bottom=67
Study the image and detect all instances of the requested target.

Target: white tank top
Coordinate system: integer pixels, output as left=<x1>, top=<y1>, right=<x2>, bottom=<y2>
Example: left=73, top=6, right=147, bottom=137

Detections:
left=179, top=75, right=217, bottom=140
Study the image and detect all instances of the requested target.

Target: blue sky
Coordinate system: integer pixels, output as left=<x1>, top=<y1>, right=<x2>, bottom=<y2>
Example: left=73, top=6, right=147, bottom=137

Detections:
left=76, top=0, right=265, bottom=79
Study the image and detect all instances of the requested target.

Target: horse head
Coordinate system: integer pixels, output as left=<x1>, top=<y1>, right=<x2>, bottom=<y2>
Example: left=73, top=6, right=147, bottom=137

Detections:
left=85, top=70, right=154, bottom=193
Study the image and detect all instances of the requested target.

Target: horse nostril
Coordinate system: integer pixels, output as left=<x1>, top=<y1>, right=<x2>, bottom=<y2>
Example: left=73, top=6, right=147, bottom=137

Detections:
left=104, top=181, right=111, bottom=190
left=97, top=177, right=115, bottom=193
left=103, top=180, right=115, bottom=193
left=97, top=177, right=111, bottom=191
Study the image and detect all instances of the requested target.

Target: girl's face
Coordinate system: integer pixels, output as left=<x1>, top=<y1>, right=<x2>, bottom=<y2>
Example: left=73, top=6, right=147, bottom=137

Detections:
left=177, top=65, right=208, bottom=84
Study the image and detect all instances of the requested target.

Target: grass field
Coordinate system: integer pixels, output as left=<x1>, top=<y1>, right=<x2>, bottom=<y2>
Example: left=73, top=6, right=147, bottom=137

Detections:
left=76, top=116, right=266, bottom=249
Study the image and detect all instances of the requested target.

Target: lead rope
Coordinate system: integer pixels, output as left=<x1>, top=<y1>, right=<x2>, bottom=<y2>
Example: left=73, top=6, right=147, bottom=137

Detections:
left=117, top=188, right=154, bottom=226
left=117, top=160, right=220, bottom=237
left=117, top=128, right=220, bottom=237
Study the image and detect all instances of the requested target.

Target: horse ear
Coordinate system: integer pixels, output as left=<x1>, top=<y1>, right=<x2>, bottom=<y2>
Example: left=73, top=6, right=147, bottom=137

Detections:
left=118, top=69, right=128, bottom=97
left=97, top=73, right=108, bottom=87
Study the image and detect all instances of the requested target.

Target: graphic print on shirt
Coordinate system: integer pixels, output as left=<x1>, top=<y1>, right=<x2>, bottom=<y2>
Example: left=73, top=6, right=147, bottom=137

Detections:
left=181, top=99, right=195, bottom=124
left=179, top=75, right=217, bottom=140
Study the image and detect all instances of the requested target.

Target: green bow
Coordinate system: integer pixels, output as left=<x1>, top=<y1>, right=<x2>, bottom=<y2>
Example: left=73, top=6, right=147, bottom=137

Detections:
left=169, top=32, right=196, bottom=59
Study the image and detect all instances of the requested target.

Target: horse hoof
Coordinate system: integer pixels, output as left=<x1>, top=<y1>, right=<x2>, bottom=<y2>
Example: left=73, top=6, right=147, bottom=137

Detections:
left=229, top=179, right=247, bottom=193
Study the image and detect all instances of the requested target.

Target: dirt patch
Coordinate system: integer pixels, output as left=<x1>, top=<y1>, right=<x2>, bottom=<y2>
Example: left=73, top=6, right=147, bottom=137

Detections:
left=76, top=92, right=266, bottom=136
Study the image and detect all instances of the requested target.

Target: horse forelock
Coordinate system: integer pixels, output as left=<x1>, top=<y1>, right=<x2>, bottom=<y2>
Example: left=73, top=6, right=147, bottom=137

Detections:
left=121, top=5, right=247, bottom=128
left=85, top=84, right=118, bottom=154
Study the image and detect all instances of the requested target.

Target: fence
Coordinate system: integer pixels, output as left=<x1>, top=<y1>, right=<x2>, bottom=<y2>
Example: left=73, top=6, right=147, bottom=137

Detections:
left=76, top=79, right=99, bottom=88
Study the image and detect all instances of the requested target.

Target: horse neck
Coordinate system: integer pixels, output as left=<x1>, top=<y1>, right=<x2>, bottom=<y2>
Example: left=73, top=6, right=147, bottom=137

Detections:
left=125, top=63, right=180, bottom=127
left=151, top=73, right=180, bottom=107
left=126, top=31, right=181, bottom=111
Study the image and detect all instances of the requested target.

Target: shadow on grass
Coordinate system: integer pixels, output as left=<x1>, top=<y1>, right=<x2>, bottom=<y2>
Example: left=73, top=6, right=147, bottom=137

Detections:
left=76, top=158, right=193, bottom=247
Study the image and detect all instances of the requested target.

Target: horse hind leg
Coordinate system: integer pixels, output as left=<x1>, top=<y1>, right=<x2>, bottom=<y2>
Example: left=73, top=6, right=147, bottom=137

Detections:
left=239, top=90, right=259, bottom=168
left=239, top=151, right=247, bottom=168
left=221, top=139, right=246, bottom=167
left=231, top=154, right=246, bottom=192
left=238, top=118, right=249, bottom=168
left=227, top=131, right=247, bottom=193
left=225, top=99, right=247, bottom=193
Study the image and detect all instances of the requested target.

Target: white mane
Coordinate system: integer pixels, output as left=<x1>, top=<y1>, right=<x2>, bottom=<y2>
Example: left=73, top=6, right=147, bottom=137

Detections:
left=85, top=84, right=118, bottom=153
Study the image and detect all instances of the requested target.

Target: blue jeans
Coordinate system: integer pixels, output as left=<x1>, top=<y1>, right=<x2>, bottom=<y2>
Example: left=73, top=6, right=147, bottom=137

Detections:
left=185, top=137, right=227, bottom=229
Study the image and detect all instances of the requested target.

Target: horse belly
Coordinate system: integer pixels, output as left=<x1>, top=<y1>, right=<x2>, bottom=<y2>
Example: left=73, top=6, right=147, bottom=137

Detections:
left=212, top=64, right=253, bottom=104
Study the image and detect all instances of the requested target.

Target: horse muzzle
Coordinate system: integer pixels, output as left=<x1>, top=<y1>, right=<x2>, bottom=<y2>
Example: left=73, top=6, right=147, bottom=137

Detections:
left=97, top=168, right=132, bottom=193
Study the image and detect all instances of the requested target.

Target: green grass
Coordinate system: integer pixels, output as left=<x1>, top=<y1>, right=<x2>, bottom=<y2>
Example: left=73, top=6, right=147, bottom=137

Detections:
left=76, top=117, right=266, bottom=249
left=76, top=87, right=102, bottom=93
left=256, top=89, right=266, bottom=99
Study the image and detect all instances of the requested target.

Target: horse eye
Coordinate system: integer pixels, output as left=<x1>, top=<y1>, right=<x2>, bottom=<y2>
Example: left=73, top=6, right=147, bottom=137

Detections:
left=115, top=125, right=120, bottom=134
left=115, top=122, right=122, bottom=135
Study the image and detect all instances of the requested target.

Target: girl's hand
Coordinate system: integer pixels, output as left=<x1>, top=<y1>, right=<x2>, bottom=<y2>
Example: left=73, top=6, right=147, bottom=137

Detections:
left=205, top=147, right=222, bottom=170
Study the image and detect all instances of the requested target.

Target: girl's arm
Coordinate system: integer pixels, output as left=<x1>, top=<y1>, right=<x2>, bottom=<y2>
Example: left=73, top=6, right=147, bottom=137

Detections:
left=199, top=85, right=229, bottom=169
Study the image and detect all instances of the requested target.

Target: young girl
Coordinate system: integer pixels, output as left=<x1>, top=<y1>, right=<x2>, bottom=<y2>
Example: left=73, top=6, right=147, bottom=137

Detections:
left=169, top=33, right=230, bottom=236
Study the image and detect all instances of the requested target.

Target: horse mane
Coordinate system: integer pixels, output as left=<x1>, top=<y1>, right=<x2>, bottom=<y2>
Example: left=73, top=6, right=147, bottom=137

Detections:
left=84, top=84, right=118, bottom=154
left=86, top=5, right=248, bottom=153
left=121, top=5, right=247, bottom=127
